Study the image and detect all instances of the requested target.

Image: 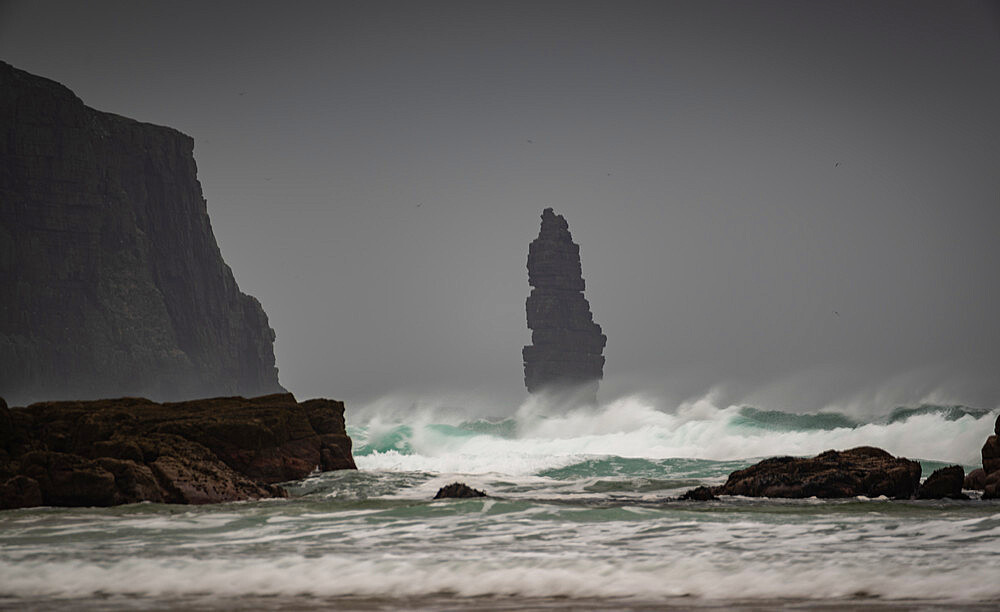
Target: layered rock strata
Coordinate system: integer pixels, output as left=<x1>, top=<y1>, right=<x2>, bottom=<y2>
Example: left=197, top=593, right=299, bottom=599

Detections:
left=0, top=61, right=284, bottom=404
left=685, top=447, right=922, bottom=499
left=0, top=393, right=355, bottom=509
left=523, top=208, right=606, bottom=395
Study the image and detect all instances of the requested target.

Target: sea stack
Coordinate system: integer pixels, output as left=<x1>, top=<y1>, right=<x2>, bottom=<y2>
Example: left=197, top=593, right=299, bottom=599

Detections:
left=523, top=208, right=606, bottom=400
left=0, top=61, right=284, bottom=404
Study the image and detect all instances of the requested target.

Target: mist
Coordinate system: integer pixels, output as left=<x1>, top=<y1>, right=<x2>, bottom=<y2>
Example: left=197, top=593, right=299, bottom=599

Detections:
left=2, top=0, right=998, bottom=415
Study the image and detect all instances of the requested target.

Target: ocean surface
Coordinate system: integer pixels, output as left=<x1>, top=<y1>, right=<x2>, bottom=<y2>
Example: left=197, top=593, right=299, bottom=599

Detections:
left=2, top=396, right=999, bottom=610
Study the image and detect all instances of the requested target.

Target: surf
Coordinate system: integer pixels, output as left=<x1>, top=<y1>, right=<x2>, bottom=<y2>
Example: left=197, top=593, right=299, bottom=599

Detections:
left=350, top=394, right=996, bottom=476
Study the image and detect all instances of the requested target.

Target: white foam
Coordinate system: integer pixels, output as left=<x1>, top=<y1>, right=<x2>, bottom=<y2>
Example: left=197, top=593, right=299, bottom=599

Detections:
left=353, top=394, right=996, bottom=475
left=3, top=553, right=999, bottom=601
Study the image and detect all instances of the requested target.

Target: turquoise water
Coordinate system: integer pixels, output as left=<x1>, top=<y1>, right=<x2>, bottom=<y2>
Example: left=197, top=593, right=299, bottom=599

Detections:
left=1, top=398, right=998, bottom=610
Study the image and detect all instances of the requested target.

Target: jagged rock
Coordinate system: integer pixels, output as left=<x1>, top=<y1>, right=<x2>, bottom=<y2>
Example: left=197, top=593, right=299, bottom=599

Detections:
left=916, top=465, right=968, bottom=500
left=434, top=482, right=487, bottom=499
left=680, top=486, right=718, bottom=501
left=975, top=414, right=1000, bottom=499
left=964, top=468, right=986, bottom=490
left=0, top=61, right=284, bottom=405
left=713, top=447, right=922, bottom=499
left=0, top=393, right=355, bottom=508
left=983, top=435, right=1000, bottom=475
left=523, top=208, right=606, bottom=397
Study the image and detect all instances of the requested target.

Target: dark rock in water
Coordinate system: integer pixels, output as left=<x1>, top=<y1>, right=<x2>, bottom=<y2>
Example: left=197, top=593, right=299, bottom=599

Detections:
left=982, top=434, right=1000, bottom=475
left=522, top=208, right=606, bottom=398
left=983, top=469, right=1000, bottom=500
left=973, top=413, right=1000, bottom=499
left=434, top=482, right=487, bottom=499
left=714, top=446, right=922, bottom=499
left=916, top=465, right=968, bottom=500
left=680, top=486, right=718, bottom=501
left=0, top=61, right=284, bottom=405
left=964, top=468, right=986, bottom=491
left=0, top=393, right=355, bottom=509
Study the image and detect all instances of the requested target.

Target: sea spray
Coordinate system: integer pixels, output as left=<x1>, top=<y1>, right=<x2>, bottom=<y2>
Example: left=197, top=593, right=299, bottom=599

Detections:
left=352, top=394, right=996, bottom=474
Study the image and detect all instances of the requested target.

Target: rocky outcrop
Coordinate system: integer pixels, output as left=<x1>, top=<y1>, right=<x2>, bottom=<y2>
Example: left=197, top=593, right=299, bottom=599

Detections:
left=0, top=61, right=284, bottom=405
left=971, top=413, right=1000, bottom=499
left=688, top=447, right=922, bottom=499
left=0, top=393, right=355, bottom=509
left=434, top=482, right=487, bottom=499
left=964, top=468, right=986, bottom=490
left=522, top=208, right=606, bottom=397
left=916, top=465, right=967, bottom=500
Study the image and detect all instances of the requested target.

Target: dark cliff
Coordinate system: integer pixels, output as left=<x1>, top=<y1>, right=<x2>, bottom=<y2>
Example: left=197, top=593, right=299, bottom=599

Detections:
left=523, top=208, right=606, bottom=396
left=0, top=393, right=356, bottom=509
left=0, top=61, right=284, bottom=404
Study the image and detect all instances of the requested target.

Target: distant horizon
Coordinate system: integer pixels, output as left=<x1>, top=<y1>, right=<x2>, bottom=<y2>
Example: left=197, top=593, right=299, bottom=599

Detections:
left=2, top=0, right=998, bottom=415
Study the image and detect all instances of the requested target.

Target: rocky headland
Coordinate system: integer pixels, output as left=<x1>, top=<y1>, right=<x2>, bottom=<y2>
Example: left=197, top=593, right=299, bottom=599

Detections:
left=0, top=393, right=355, bottom=509
left=522, top=208, right=606, bottom=398
left=0, top=60, right=284, bottom=405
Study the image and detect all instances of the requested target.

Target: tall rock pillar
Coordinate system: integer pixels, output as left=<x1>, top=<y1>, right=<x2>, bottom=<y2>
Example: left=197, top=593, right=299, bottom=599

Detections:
left=523, top=208, right=606, bottom=399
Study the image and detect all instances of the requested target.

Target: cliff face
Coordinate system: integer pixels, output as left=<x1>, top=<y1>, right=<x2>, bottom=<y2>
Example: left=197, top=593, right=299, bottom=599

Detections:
left=523, top=208, right=606, bottom=396
left=0, top=61, right=284, bottom=404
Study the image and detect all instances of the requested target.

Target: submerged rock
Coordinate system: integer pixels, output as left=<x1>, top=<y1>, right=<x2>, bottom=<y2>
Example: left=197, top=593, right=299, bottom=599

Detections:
left=916, top=465, right=968, bottom=500
left=710, top=446, right=921, bottom=499
left=680, top=486, right=718, bottom=501
left=0, top=393, right=356, bottom=509
left=0, top=61, right=284, bottom=405
left=522, top=208, right=606, bottom=398
left=434, top=482, right=487, bottom=499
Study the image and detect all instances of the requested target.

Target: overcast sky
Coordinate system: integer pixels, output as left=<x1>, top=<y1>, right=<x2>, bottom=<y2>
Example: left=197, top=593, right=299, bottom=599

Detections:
left=2, top=0, right=998, bottom=415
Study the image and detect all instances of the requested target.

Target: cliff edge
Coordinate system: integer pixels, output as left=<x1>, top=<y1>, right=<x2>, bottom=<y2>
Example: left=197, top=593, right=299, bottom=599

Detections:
left=0, top=61, right=284, bottom=403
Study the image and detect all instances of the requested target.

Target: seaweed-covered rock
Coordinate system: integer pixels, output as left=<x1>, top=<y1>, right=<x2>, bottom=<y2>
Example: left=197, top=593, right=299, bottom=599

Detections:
left=713, top=447, right=921, bottom=499
left=0, top=393, right=355, bottom=508
left=434, top=482, right=487, bottom=499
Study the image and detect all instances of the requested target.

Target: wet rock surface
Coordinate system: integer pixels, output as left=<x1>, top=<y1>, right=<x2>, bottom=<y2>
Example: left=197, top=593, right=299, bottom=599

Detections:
left=688, top=447, right=922, bottom=499
left=434, top=482, right=487, bottom=499
left=0, top=393, right=355, bottom=509
left=0, top=61, right=284, bottom=405
left=522, top=208, right=606, bottom=397
left=979, top=414, right=1000, bottom=499
left=916, top=465, right=968, bottom=500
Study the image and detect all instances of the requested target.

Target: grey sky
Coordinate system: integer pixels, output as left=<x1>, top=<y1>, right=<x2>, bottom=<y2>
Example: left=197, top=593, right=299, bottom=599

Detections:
left=2, top=0, right=998, bottom=414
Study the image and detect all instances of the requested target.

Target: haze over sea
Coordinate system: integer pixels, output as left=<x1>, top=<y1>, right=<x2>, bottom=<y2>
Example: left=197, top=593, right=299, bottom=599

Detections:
left=2, top=394, right=998, bottom=611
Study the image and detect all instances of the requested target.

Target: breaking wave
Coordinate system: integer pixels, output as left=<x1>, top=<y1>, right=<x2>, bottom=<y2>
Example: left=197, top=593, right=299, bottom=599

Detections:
left=351, top=396, right=996, bottom=475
